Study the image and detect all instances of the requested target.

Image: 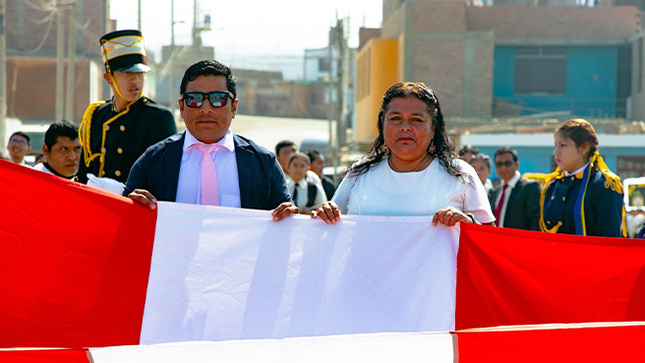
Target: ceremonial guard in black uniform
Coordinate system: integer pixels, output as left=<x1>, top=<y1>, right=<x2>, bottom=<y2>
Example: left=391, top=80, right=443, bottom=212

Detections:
left=540, top=119, right=625, bottom=237
left=78, top=30, right=177, bottom=185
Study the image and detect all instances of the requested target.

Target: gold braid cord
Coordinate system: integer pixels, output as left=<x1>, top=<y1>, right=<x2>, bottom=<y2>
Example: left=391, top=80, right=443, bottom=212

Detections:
left=539, top=169, right=563, bottom=233
left=78, top=100, right=135, bottom=177
left=79, top=101, right=106, bottom=166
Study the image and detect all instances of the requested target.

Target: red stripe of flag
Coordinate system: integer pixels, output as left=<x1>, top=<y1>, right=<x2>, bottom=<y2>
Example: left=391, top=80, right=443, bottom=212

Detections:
left=0, top=160, right=157, bottom=348
left=0, top=348, right=90, bottom=362
left=456, top=223, right=645, bottom=330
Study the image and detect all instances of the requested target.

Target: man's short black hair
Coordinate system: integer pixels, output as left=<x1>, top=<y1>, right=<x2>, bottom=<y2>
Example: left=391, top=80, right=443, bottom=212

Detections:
left=44, top=120, right=78, bottom=151
left=179, top=59, right=237, bottom=100
left=494, top=146, right=518, bottom=163
left=275, top=140, right=296, bottom=156
left=459, top=144, right=479, bottom=156
left=10, top=131, right=30, bottom=145
left=306, top=149, right=322, bottom=163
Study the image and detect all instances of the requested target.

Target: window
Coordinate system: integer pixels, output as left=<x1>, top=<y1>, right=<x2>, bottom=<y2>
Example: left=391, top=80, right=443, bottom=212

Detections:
left=515, top=46, right=566, bottom=94
left=617, top=156, right=645, bottom=179
left=318, top=57, right=331, bottom=72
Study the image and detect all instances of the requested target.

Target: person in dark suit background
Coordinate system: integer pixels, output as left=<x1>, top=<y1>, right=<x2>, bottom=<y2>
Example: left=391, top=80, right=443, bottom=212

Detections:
left=489, top=146, right=541, bottom=230
left=124, top=59, right=297, bottom=222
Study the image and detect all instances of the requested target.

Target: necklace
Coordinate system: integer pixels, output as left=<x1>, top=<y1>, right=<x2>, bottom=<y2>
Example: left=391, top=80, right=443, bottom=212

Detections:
left=388, top=153, right=431, bottom=173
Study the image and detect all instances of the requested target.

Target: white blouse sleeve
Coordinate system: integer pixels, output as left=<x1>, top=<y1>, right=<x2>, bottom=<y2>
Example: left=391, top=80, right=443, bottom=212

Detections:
left=463, top=170, right=495, bottom=224
left=331, top=173, right=357, bottom=214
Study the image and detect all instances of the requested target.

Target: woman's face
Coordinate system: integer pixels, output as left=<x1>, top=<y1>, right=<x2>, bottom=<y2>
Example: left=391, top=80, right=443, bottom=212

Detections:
left=383, top=96, right=435, bottom=162
left=553, top=131, right=589, bottom=173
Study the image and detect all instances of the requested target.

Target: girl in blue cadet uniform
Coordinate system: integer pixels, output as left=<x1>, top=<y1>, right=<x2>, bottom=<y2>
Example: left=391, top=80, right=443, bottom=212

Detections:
left=540, top=118, right=626, bottom=237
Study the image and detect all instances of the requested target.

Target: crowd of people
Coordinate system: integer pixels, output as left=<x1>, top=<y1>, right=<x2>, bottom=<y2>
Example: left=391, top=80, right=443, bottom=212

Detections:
left=1, top=29, right=641, bottom=237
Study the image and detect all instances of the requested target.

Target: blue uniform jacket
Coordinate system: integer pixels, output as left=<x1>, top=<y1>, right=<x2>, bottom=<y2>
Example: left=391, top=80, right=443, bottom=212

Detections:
left=542, top=168, right=624, bottom=237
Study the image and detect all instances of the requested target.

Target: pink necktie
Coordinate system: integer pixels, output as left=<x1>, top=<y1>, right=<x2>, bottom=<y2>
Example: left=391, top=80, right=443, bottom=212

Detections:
left=493, top=184, right=508, bottom=224
left=194, top=143, right=220, bottom=206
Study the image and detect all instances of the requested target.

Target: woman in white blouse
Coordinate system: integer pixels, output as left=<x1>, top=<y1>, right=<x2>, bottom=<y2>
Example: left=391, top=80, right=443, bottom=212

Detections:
left=313, top=82, right=494, bottom=226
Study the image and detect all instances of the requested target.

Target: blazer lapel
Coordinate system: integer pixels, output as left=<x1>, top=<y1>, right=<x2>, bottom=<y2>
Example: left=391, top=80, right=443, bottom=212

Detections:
left=506, top=181, right=520, bottom=211
left=164, top=133, right=185, bottom=201
left=234, top=135, right=252, bottom=208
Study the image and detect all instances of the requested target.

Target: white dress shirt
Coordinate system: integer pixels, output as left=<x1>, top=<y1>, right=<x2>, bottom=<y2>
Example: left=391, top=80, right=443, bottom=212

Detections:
left=286, top=175, right=327, bottom=212
left=175, top=129, right=241, bottom=207
left=495, top=171, right=521, bottom=227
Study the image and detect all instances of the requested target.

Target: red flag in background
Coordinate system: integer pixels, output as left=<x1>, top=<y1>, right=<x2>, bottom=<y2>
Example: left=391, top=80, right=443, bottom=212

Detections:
left=456, top=223, right=645, bottom=330
left=0, top=160, right=157, bottom=348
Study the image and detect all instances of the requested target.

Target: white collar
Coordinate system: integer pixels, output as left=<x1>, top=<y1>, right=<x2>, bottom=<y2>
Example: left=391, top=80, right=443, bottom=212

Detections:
left=183, top=129, right=235, bottom=152
left=564, top=161, right=591, bottom=176
left=504, top=171, right=521, bottom=188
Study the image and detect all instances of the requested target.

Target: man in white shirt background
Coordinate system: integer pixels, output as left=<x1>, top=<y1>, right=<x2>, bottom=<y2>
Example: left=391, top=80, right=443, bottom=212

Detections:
left=34, top=120, right=81, bottom=180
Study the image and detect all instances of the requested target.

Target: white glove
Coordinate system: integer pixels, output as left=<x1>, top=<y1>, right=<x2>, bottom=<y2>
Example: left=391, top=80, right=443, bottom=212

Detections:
left=86, top=173, right=125, bottom=196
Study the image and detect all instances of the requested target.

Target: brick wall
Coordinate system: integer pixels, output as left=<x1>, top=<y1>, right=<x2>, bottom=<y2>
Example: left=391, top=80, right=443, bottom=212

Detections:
left=6, top=58, right=101, bottom=123
left=6, top=0, right=106, bottom=57
left=466, top=6, right=640, bottom=40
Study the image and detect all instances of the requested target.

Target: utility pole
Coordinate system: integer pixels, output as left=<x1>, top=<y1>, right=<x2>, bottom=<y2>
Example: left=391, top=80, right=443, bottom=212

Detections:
left=191, top=0, right=210, bottom=57
left=55, top=1, right=65, bottom=121
left=138, top=0, right=142, bottom=30
left=327, top=23, right=338, bottom=174
left=65, top=2, right=76, bottom=121
left=0, top=0, right=7, bottom=149
left=169, top=0, right=176, bottom=115
left=327, top=17, right=351, bottom=173
left=336, top=17, right=350, bottom=150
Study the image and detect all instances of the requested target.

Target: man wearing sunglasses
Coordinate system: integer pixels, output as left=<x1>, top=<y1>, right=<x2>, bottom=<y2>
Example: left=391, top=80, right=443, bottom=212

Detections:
left=77, top=30, right=177, bottom=189
left=124, top=60, right=297, bottom=222
left=488, top=146, right=541, bottom=231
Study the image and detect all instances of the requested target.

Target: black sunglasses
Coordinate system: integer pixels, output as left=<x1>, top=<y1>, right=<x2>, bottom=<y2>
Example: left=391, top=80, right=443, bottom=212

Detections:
left=495, top=161, right=515, bottom=167
left=183, top=91, right=232, bottom=108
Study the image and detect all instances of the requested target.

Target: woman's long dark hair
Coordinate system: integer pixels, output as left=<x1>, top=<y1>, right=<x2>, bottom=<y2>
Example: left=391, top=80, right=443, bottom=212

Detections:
left=343, top=82, right=462, bottom=178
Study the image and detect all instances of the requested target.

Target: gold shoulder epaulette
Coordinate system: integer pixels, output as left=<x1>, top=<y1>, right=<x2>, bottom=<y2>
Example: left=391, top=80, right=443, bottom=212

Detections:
left=593, top=153, right=623, bottom=194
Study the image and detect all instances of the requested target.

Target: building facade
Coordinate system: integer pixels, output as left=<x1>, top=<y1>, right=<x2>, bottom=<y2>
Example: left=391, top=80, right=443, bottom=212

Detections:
left=4, top=0, right=109, bottom=124
left=355, top=0, right=645, bottom=144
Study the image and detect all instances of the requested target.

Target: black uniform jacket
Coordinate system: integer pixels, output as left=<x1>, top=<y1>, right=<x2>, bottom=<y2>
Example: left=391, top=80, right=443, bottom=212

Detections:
left=78, top=96, right=177, bottom=184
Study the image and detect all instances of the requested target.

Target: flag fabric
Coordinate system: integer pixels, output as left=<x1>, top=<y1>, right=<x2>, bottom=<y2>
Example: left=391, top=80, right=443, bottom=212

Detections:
left=0, top=160, right=157, bottom=348
left=141, top=203, right=459, bottom=343
left=1, top=160, right=459, bottom=347
left=4, top=322, right=645, bottom=362
left=5, top=159, right=645, bottom=360
left=456, top=224, right=645, bottom=330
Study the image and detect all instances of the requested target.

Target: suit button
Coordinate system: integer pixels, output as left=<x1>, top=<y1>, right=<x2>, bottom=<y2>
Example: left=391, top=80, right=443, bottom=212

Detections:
left=115, top=170, right=121, bottom=177
left=562, top=197, right=566, bottom=201
left=101, top=147, right=106, bottom=153
left=547, top=220, right=551, bottom=224
left=120, top=125, right=126, bottom=131
left=571, top=176, right=575, bottom=181
left=104, top=125, right=110, bottom=131
left=551, top=196, right=555, bottom=200
left=100, top=171, right=105, bottom=177
left=117, top=148, right=123, bottom=154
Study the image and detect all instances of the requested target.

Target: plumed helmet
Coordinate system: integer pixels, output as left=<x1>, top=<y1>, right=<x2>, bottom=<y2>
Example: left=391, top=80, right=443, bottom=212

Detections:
left=100, top=29, right=151, bottom=73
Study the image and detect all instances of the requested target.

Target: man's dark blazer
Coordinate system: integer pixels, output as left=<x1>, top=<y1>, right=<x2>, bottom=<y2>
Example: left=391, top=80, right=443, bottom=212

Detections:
left=123, top=132, right=291, bottom=210
left=488, top=177, right=541, bottom=231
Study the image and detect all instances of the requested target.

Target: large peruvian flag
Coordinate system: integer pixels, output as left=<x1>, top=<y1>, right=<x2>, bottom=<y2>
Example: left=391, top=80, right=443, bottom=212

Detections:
left=3, top=159, right=645, bottom=361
